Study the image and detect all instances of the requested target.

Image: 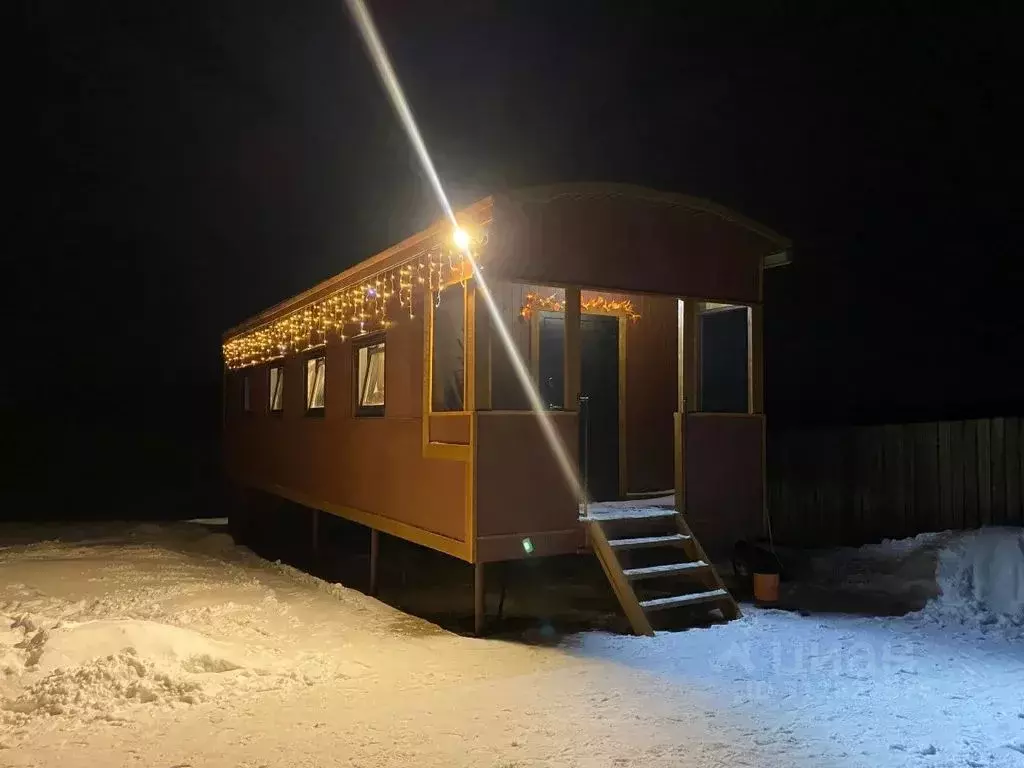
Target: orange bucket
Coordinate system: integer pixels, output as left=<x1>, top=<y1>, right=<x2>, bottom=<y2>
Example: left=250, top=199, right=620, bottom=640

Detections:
left=753, top=572, right=780, bottom=604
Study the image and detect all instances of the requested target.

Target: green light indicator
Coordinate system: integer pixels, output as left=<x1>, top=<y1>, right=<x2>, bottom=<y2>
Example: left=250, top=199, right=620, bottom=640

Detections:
left=522, top=537, right=534, bottom=555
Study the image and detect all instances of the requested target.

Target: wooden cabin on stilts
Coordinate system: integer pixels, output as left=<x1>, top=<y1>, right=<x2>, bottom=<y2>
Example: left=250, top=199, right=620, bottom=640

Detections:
left=222, top=183, right=791, bottom=635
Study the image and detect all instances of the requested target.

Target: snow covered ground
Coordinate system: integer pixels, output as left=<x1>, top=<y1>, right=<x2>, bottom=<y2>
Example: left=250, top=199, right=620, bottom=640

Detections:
left=1, top=520, right=1021, bottom=767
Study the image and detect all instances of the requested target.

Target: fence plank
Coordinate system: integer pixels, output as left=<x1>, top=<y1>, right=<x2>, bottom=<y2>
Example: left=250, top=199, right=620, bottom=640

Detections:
left=770, top=430, right=786, bottom=544
left=858, top=426, right=884, bottom=543
left=884, top=425, right=905, bottom=540
left=991, top=417, right=1006, bottom=525
left=906, top=425, right=918, bottom=538
left=788, top=431, right=809, bottom=546
left=851, top=427, right=865, bottom=542
left=870, top=427, right=884, bottom=541
left=783, top=433, right=796, bottom=539
left=819, top=430, right=835, bottom=544
left=813, top=431, right=828, bottom=545
left=837, top=428, right=851, bottom=543
left=874, top=426, right=887, bottom=539
left=792, top=430, right=810, bottom=546
left=777, top=430, right=794, bottom=542
left=899, top=424, right=912, bottom=539
left=1007, top=417, right=1022, bottom=526
left=977, top=419, right=992, bottom=526
left=800, top=432, right=817, bottom=546
left=938, top=421, right=952, bottom=531
left=767, top=431, right=782, bottom=539
left=949, top=420, right=965, bottom=530
left=852, top=426, right=867, bottom=543
left=835, top=429, right=851, bottom=542
left=963, top=420, right=979, bottom=529
left=915, top=422, right=939, bottom=534
left=781, top=432, right=797, bottom=545
left=817, top=429, right=834, bottom=544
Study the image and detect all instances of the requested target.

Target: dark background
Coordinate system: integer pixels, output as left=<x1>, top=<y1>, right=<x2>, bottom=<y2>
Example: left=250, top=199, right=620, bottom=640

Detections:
left=11, top=1, right=1021, bottom=519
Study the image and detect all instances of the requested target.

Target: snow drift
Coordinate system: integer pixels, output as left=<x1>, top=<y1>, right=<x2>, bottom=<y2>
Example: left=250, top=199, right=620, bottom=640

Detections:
left=808, top=525, right=1024, bottom=636
left=1, top=617, right=286, bottom=723
left=917, top=526, right=1024, bottom=633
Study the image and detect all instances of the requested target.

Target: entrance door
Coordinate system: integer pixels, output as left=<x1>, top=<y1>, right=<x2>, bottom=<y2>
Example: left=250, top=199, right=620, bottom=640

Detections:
left=537, top=312, right=565, bottom=410
left=580, top=315, right=620, bottom=501
left=537, top=312, right=620, bottom=501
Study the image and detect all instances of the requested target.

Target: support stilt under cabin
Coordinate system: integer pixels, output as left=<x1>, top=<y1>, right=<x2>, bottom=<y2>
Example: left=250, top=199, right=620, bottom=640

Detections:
left=221, top=183, right=791, bottom=634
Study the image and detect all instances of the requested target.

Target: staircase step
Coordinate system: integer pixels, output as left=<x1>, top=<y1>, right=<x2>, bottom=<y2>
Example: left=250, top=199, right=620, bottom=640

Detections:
left=623, top=561, right=709, bottom=580
left=583, top=508, right=677, bottom=522
left=607, top=533, right=691, bottom=550
left=640, top=588, right=730, bottom=611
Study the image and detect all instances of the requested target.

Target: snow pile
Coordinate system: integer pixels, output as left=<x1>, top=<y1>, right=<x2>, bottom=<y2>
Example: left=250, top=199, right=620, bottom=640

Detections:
left=809, top=526, right=1024, bottom=637
left=31, top=619, right=248, bottom=675
left=915, top=527, right=1024, bottom=635
left=5, top=647, right=204, bottom=721
left=0, top=615, right=327, bottom=727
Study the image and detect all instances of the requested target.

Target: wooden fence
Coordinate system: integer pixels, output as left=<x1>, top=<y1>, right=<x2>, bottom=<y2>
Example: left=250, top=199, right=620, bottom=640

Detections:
left=767, top=416, right=1023, bottom=547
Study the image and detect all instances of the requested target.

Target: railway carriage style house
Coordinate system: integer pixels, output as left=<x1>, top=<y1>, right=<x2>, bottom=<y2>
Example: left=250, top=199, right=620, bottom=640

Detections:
left=223, top=183, right=791, bottom=633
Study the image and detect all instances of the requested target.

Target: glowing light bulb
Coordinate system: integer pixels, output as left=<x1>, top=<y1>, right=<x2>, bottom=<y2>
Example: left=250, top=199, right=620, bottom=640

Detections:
left=452, top=227, right=470, bottom=250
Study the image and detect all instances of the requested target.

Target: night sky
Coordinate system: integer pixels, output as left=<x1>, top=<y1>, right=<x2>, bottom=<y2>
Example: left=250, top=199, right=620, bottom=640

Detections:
left=14, top=2, right=1022, bottom=514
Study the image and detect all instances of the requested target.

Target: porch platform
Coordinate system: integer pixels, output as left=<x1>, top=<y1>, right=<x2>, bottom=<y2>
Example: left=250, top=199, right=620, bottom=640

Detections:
left=582, top=495, right=675, bottom=521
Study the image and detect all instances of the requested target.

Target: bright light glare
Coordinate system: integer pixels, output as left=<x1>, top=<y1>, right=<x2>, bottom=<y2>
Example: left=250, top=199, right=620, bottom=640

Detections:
left=453, top=227, right=471, bottom=250
left=344, top=0, right=588, bottom=511
left=342, top=0, right=454, bottom=222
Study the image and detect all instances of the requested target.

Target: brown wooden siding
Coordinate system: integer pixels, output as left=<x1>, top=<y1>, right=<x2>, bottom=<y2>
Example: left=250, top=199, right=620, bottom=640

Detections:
left=224, top=299, right=470, bottom=550
left=489, top=193, right=768, bottom=303
left=429, top=413, right=471, bottom=444
left=625, top=295, right=679, bottom=493
left=475, top=411, right=582, bottom=561
left=683, top=413, right=765, bottom=558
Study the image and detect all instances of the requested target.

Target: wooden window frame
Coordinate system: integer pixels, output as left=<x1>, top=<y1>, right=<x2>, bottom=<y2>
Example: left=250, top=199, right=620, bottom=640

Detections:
left=354, top=333, right=386, bottom=418
left=304, top=351, right=326, bottom=417
left=268, top=364, right=285, bottom=415
left=684, top=300, right=759, bottom=416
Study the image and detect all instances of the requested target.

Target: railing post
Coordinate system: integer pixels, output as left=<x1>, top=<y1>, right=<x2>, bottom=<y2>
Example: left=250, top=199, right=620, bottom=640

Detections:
left=578, top=394, right=590, bottom=519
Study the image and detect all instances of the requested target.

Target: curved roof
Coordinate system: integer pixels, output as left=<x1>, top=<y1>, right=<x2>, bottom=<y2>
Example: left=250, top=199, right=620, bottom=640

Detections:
left=486, top=181, right=790, bottom=303
left=500, top=182, right=791, bottom=251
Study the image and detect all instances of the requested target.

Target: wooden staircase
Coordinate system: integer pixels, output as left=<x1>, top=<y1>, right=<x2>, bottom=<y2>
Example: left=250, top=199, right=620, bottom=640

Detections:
left=584, top=507, right=740, bottom=635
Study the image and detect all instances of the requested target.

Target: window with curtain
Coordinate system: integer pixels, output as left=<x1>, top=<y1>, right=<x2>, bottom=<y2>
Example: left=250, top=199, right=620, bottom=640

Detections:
left=431, top=283, right=465, bottom=411
left=269, top=366, right=284, bottom=412
left=356, top=340, right=385, bottom=416
left=305, top=356, right=325, bottom=412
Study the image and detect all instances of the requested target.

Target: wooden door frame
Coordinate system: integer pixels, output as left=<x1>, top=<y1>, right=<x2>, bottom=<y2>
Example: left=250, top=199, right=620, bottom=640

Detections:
left=529, top=307, right=629, bottom=499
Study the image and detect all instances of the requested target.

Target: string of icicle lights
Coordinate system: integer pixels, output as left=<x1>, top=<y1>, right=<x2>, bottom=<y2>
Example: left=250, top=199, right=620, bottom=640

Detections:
left=518, top=292, right=641, bottom=322
left=223, top=234, right=482, bottom=370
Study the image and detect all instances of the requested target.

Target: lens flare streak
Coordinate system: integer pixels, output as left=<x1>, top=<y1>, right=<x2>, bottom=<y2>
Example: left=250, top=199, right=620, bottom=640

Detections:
left=344, top=0, right=587, bottom=509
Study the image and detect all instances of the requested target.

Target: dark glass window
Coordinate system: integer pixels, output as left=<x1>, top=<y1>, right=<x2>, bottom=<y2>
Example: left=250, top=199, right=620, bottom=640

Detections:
left=431, top=284, right=465, bottom=411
